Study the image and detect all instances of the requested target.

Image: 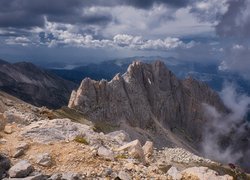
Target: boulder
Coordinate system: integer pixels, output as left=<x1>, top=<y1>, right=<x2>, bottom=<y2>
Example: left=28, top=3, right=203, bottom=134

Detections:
left=118, top=171, right=131, bottom=180
left=36, top=153, right=52, bottom=167
left=12, top=149, right=25, bottom=158
left=0, top=154, right=11, bottom=179
left=12, top=173, right=48, bottom=180
left=181, top=167, right=233, bottom=180
left=167, top=166, right=182, bottom=180
left=103, top=168, right=113, bottom=176
left=16, top=142, right=29, bottom=151
left=4, top=124, right=12, bottom=134
left=0, top=138, right=7, bottom=144
left=97, top=146, right=114, bottom=161
left=9, top=160, right=33, bottom=178
left=13, top=142, right=29, bottom=158
left=117, top=139, right=144, bottom=162
left=142, top=141, right=153, bottom=157
left=21, top=119, right=93, bottom=143
left=117, top=139, right=141, bottom=151
left=107, top=130, right=131, bottom=143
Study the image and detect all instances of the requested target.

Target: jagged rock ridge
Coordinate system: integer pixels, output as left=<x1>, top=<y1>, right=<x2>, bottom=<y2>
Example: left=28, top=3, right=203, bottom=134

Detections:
left=68, top=60, right=226, bottom=149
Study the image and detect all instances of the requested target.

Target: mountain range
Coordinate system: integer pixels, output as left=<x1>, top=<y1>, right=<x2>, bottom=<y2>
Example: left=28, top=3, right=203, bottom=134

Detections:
left=0, top=57, right=249, bottom=173
left=49, top=56, right=250, bottom=95
left=0, top=59, right=76, bottom=109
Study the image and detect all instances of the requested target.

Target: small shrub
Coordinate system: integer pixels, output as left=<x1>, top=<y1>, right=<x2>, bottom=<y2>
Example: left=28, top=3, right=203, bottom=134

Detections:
left=74, top=135, right=89, bottom=145
left=115, top=154, right=128, bottom=159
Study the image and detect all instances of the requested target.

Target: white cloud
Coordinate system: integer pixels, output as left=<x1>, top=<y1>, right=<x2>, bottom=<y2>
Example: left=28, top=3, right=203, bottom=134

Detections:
left=102, top=5, right=214, bottom=38
left=192, top=0, right=229, bottom=22
left=12, top=20, right=194, bottom=51
left=5, top=36, right=31, bottom=46
left=113, top=34, right=143, bottom=46
left=202, top=84, right=250, bottom=166
left=232, top=44, right=244, bottom=50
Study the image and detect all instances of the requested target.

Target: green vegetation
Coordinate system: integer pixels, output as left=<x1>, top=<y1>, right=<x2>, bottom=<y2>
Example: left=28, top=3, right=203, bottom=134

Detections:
left=115, top=154, right=128, bottom=159
left=93, top=121, right=119, bottom=133
left=74, top=135, right=89, bottom=145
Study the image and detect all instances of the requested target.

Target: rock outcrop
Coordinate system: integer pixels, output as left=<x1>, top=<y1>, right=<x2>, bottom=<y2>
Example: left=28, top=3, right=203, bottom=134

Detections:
left=8, top=160, right=34, bottom=178
left=0, top=154, right=11, bottom=179
left=68, top=61, right=226, bottom=148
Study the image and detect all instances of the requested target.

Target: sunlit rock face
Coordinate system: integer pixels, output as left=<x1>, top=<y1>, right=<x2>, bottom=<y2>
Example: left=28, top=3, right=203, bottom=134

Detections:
left=69, top=60, right=226, bottom=147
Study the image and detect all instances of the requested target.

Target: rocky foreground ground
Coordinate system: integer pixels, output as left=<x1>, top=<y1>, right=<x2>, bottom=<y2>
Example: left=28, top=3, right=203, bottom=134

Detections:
left=0, top=92, right=249, bottom=179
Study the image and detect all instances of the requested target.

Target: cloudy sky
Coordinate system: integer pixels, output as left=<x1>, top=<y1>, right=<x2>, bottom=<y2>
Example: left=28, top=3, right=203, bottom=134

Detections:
left=0, top=0, right=249, bottom=76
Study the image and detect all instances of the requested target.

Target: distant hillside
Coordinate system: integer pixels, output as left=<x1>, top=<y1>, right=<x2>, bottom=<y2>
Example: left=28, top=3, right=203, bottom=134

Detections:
left=0, top=59, right=76, bottom=109
left=49, top=56, right=250, bottom=96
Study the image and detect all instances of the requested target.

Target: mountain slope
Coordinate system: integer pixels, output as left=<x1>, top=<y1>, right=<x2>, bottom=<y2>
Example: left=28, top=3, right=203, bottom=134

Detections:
left=68, top=61, right=250, bottom=171
left=0, top=60, right=76, bottom=109
left=1, top=89, right=244, bottom=179
left=68, top=61, right=226, bottom=148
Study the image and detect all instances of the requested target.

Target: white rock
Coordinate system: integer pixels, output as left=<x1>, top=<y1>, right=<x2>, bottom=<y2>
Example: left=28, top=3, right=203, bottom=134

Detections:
left=21, top=119, right=94, bottom=143
left=117, top=139, right=145, bottom=162
left=142, top=141, right=153, bottom=156
left=4, top=125, right=12, bottom=134
left=181, top=166, right=233, bottom=180
left=0, top=138, right=7, bottom=144
left=97, top=146, right=114, bottom=161
left=124, top=162, right=135, bottom=170
left=118, top=171, right=131, bottom=180
left=107, top=130, right=131, bottom=143
left=117, top=139, right=141, bottom=151
left=8, top=160, right=33, bottom=178
left=167, top=166, right=182, bottom=180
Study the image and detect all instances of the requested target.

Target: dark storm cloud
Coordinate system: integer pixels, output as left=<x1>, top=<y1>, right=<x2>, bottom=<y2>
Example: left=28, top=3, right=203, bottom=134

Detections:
left=122, top=0, right=190, bottom=9
left=0, top=0, right=112, bottom=28
left=0, top=11, right=44, bottom=28
left=0, top=28, right=30, bottom=37
left=216, top=0, right=250, bottom=38
left=213, top=0, right=250, bottom=79
left=47, top=13, right=113, bottom=26
left=0, top=0, right=193, bottom=29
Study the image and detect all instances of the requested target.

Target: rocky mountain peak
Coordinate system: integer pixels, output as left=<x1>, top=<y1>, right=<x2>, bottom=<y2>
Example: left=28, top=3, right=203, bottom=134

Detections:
left=68, top=60, right=227, bottom=150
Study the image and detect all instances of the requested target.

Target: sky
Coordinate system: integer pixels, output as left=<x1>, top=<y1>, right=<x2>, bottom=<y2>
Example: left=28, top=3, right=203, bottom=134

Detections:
left=0, top=0, right=250, bottom=77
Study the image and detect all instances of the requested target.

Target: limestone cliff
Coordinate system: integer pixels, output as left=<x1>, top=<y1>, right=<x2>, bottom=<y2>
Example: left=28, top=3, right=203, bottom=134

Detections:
left=68, top=61, right=227, bottom=149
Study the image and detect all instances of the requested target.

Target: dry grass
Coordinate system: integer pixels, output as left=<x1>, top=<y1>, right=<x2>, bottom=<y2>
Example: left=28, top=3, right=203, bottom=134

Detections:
left=93, top=121, right=119, bottom=133
left=53, top=106, right=93, bottom=126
